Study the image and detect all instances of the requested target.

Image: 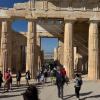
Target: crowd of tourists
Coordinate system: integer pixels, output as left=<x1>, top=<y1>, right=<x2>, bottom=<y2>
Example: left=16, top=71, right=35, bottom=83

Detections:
left=35, top=62, right=83, bottom=100
left=0, top=62, right=83, bottom=100
left=0, top=69, right=31, bottom=92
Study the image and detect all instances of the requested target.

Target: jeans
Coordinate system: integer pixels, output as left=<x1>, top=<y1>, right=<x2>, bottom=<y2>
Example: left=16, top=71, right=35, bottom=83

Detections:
left=57, top=85, right=63, bottom=99
left=75, top=86, right=81, bottom=98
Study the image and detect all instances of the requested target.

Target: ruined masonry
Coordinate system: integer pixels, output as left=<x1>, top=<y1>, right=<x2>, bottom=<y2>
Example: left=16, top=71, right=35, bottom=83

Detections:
left=0, top=0, right=100, bottom=80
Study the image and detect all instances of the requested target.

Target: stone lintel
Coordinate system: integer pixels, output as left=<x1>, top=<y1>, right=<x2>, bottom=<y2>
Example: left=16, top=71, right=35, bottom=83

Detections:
left=0, top=18, right=12, bottom=21
left=3, top=8, right=100, bottom=19
left=25, top=15, right=37, bottom=20
left=89, top=18, right=100, bottom=23
left=64, top=17, right=76, bottom=23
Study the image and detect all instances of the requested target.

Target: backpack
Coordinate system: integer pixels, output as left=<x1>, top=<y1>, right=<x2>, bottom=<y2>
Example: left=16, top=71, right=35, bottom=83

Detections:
left=78, top=79, right=83, bottom=86
left=76, top=79, right=83, bottom=87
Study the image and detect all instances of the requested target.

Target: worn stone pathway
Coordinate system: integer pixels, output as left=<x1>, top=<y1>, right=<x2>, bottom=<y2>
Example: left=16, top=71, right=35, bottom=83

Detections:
left=0, top=78, right=100, bottom=100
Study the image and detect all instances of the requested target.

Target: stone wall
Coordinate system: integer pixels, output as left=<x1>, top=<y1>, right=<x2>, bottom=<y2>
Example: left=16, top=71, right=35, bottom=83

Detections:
left=11, top=31, right=27, bottom=72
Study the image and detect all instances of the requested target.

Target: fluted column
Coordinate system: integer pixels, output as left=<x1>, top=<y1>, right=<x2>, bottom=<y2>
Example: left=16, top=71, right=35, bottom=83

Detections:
left=26, top=19, right=36, bottom=78
left=29, top=0, right=35, bottom=9
left=88, top=20, right=99, bottom=80
left=1, top=20, right=12, bottom=74
left=43, top=1, right=48, bottom=10
left=63, top=20, right=74, bottom=79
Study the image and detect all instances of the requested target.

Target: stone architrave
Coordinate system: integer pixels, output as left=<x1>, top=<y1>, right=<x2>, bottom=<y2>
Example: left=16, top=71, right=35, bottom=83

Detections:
left=1, top=20, right=12, bottom=74
left=26, top=19, right=36, bottom=78
left=88, top=20, right=99, bottom=80
left=63, top=20, right=74, bottom=79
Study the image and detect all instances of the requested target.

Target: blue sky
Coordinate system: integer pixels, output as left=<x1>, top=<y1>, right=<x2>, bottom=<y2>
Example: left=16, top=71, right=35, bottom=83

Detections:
left=0, top=0, right=58, bottom=52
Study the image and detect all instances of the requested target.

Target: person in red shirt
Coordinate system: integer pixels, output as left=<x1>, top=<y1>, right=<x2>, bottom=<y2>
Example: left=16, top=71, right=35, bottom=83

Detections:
left=4, top=70, right=11, bottom=92
left=60, top=67, right=69, bottom=85
left=60, top=67, right=66, bottom=76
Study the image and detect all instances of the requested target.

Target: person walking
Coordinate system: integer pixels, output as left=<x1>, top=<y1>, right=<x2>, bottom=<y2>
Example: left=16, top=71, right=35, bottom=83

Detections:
left=56, top=67, right=65, bottom=99
left=16, top=70, right=21, bottom=86
left=25, top=70, right=31, bottom=85
left=44, top=69, right=48, bottom=83
left=74, top=74, right=83, bottom=100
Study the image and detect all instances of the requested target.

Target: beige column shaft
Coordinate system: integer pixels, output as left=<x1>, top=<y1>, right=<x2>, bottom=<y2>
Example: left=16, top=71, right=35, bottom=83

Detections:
left=26, top=20, right=36, bottom=78
left=29, top=0, right=35, bottom=9
left=54, top=48, right=58, bottom=61
left=37, top=34, right=41, bottom=71
left=88, top=21, right=99, bottom=80
left=43, top=1, right=48, bottom=10
left=58, top=39, right=64, bottom=64
left=1, top=20, right=12, bottom=73
left=64, top=21, right=74, bottom=79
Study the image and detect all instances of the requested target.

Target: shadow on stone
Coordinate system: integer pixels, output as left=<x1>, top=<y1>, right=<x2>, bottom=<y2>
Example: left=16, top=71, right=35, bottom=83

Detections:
left=0, top=94, right=21, bottom=98
left=81, top=94, right=100, bottom=100
left=63, top=91, right=93, bottom=100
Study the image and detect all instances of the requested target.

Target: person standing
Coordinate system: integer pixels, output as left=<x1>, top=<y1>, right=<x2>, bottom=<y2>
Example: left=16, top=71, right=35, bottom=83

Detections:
left=0, top=71, right=3, bottom=88
left=25, top=70, right=31, bottom=85
left=4, top=70, right=11, bottom=92
left=8, top=69, right=12, bottom=90
left=74, top=74, right=83, bottom=100
left=44, top=69, right=48, bottom=83
left=16, top=70, right=21, bottom=86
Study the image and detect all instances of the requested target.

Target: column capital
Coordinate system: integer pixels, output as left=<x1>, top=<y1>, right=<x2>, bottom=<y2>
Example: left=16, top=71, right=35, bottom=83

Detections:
left=1, top=18, right=12, bottom=22
left=26, top=13, right=38, bottom=21
left=89, top=18, right=100, bottom=23
left=27, top=18, right=38, bottom=23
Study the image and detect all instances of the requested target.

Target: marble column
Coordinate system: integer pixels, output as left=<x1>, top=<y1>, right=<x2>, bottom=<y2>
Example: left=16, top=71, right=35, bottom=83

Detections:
left=58, top=39, right=64, bottom=65
left=54, top=48, right=58, bottom=61
left=26, top=19, right=36, bottom=78
left=63, top=20, right=74, bottom=79
left=43, top=1, right=48, bottom=10
left=74, top=47, right=78, bottom=70
left=88, top=20, right=99, bottom=80
left=1, top=20, right=12, bottom=74
left=29, top=0, right=35, bottom=9
left=37, top=34, right=41, bottom=71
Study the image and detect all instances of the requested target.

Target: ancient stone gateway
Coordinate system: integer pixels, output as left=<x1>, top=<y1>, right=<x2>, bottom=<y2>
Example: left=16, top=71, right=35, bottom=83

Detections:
left=0, top=0, right=100, bottom=80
